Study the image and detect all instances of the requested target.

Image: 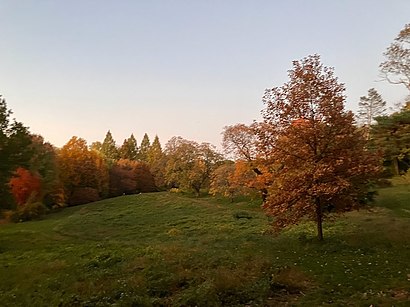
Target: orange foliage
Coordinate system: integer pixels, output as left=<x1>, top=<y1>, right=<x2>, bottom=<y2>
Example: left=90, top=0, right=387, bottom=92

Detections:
left=258, top=55, right=382, bottom=240
left=9, top=167, right=41, bottom=206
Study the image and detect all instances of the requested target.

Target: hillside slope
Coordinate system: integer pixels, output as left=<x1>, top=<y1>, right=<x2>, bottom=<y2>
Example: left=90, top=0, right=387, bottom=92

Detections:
left=0, top=189, right=409, bottom=306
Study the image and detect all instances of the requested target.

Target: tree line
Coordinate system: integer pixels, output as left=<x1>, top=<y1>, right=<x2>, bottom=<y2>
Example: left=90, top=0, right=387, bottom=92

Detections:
left=1, top=23, right=409, bottom=240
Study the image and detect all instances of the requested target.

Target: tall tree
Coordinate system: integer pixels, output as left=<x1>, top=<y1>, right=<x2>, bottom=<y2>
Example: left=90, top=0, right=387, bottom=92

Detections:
left=258, top=55, right=382, bottom=241
left=119, top=134, right=138, bottom=160
left=371, top=103, right=410, bottom=175
left=380, top=23, right=410, bottom=92
left=147, top=135, right=166, bottom=188
left=138, top=133, right=151, bottom=162
left=357, top=88, right=387, bottom=127
left=101, top=130, right=119, bottom=162
left=0, top=95, right=33, bottom=208
left=29, top=135, right=62, bottom=207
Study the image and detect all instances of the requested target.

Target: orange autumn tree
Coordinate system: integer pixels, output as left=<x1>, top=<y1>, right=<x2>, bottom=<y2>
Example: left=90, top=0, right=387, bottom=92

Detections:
left=222, top=124, right=272, bottom=201
left=58, top=137, right=109, bottom=205
left=257, top=54, right=382, bottom=241
left=9, top=167, right=41, bottom=206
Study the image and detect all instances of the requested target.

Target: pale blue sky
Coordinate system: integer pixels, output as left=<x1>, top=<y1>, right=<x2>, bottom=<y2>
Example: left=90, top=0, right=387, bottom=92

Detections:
left=0, top=1, right=409, bottom=148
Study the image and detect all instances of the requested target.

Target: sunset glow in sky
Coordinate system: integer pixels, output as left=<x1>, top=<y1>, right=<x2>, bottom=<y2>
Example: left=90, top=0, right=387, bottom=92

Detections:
left=0, top=1, right=409, bottom=148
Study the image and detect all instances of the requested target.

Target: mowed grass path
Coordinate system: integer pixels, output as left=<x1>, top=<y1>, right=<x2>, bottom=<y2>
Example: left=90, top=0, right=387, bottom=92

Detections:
left=0, top=187, right=410, bottom=306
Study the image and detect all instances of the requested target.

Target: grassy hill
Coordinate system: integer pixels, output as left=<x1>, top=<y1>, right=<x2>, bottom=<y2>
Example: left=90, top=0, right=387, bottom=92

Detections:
left=0, top=185, right=410, bottom=306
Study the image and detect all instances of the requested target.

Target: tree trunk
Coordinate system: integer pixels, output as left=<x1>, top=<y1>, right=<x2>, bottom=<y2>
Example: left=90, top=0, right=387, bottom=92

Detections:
left=315, top=198, right=324, bottom=241
left=392, top=157, right=400, bottom=175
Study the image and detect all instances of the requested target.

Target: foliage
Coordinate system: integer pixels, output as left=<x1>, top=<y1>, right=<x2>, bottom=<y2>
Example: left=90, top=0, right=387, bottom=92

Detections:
left=165, top=137, right=222, bottom=196
left=371, top=104, right=410, bottom=175
left=380, top=23, right=410, bottom=91
left=147, top=135, right=166, bottom=189
left=119, top=134, right=138, bottom=161
left=70, top=187, right=100, bottom=206
left=210, top=160, right=260, bottom=200
left=109, top=159, right=156, bottom=197
left=57, top=137, right=109, bottom=205
left=28, top=134, right=62, bottom=208
left=8, top=167, right=41, bottom=206
left=101, top=130, right=119, bottom=163
left=0, top=96, right=33, bottom=209
left=257, top=54, right=382, bottom=240
left=357, top=88, right=386, bottom=127
left=109, top=162, right=137, bottom=196
left=7, top=201, right=47, bottom=222
left=138, top=133, right=151, bottom=162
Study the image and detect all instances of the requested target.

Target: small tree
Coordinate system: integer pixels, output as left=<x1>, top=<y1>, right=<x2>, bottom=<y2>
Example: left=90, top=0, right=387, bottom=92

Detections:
left=380, top=23, right=410, bottom=92
left=258, top=55, right=382, bottom=241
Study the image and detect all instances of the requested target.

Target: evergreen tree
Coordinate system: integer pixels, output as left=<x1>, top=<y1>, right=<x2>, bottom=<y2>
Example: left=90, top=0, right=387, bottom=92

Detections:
left=371, top=103, right=410, bottom=175
left=147, top=135, right=162, bottom=165
left=119, top=134, right=138, bottom=160
left=357, top=88, right=387, bottom=127
left=101, top=130, right=118, bottom=162
left=138, top=133, right=151, bottom=162
left=147, top=135, right=166, bottom=188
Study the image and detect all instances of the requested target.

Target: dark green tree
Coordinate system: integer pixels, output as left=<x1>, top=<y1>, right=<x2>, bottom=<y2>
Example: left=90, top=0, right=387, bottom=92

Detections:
left=371, top=103, right=410, bottom=175
left=0, top=96, right=33, bottom=208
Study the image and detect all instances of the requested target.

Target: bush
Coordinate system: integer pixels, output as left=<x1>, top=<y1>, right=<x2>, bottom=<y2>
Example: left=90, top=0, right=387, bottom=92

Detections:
left=69, top=187, right=100, bottom=206
left=9, top=202, right=47, bottom=222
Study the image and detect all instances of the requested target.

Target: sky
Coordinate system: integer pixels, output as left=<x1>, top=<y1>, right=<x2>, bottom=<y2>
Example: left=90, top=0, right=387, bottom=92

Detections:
left=0, top=1, right=409, bottom=149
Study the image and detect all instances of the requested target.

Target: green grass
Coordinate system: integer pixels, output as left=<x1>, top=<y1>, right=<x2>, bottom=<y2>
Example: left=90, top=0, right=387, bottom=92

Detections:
left=0, top=187, right=410, bottom=306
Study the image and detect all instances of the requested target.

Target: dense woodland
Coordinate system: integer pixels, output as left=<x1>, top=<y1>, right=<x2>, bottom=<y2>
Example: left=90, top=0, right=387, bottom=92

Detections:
left=1, top=24, right=410, bottom=241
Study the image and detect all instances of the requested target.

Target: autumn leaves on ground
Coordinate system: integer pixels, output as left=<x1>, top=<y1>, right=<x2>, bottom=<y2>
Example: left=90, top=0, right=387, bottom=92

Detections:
left=1, top=24, right=410, bottom=305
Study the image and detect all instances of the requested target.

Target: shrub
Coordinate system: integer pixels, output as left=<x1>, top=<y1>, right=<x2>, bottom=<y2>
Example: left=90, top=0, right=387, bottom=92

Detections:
left=69, top=187, right=100, bottom=206
left=9, top=202, right=47, bottom=222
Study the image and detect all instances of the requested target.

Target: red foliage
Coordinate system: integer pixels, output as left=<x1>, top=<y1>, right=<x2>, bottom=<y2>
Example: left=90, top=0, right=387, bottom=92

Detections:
left=9, top=167, right=41, bottom=206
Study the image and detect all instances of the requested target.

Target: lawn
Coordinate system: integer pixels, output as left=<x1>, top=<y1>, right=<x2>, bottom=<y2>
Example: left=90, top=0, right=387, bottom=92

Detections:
left=0, top=185, right=409, bottom=306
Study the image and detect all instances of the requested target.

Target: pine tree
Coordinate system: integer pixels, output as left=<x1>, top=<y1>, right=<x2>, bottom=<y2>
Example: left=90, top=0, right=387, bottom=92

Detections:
left=357, top=88, right=387, bottom=127
left=138, top=133, right=151, bottom=162
left=119, top=134, right=138, bottom=160
left=101, top=130, right=118, bottom=162
left=147, top=135, right=162, bottom=165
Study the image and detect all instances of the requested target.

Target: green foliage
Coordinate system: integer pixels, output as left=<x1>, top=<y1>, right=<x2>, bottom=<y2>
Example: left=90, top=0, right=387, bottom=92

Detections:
left=119, top=134, right=138, bottom=161
left=0, top=96, right=33, bottom=209
left=164, top=137, right=223, bottom=195
left=138, top=133, right=151, bottom=162
left=8, top=202, right=47, bottom=222
left=101, top=130, right=119, bottom=162
left=371, top=105, right=410, bottom=175
left=0, top=186, right=409, bottom=305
